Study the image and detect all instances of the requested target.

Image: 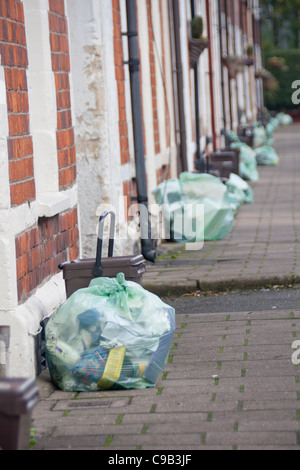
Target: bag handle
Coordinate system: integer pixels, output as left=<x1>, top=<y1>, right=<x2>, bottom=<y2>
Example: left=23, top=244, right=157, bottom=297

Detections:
left=92, top=211, right=115, bottom=277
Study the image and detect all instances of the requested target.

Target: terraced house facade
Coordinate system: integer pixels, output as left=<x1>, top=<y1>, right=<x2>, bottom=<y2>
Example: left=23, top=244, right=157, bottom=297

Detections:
left=0, top=0, right=262, bottom=377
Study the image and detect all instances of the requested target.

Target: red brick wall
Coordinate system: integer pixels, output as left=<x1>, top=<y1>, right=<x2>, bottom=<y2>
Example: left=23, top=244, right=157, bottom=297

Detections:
left=15, top=208, right=79, bottom=303
left=0, top=0, right=79, bottom=303
left=48, top=0, right=76, bottom=189
left=0, top=0, right=36, bottom=206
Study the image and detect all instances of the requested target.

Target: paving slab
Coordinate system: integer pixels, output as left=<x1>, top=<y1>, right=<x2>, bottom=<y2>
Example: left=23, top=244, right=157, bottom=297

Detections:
left=31, top=124, right=300, bottom=452
left=33, top=308, right=300, bottom=451
left=143, top=125, right=300, bottom=296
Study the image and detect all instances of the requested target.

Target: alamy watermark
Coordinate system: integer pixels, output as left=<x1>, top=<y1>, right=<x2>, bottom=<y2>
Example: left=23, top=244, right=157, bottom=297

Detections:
left=96, top=198, right=205, bottom=251
left=292, top=340, right=300, bottom=365
left=291, top=80, right=300, bottom=105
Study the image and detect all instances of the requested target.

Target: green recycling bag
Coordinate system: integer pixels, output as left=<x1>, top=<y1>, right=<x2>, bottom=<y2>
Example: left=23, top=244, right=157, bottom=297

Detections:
left=226, top=173, right=254, bottom=210
left=255, top=145, right=279, bottom=166
left=153, top=172, right=235, bottom=242
left=46, top=273, right=175, bottom=392
left=179, top=172, right=235, bottom=241
left=230, top=141, right=259, bottom=182
left=276, top=112, right=293, bottom=126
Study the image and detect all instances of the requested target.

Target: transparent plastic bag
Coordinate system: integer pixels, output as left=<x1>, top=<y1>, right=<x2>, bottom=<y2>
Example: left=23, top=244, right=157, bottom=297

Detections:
left=226, top=173, right=254, bottom=210
left=179, top=172, right=234, bottom=241
left=153, top=173, right=235, bottom=242
left=152, top=179, right=184, bottom=241
left=276, top=112, right=293, bottom=126
left=230, top=142, right=259, bottom=182
left=253, top=125, right=267, bottom=148
left=46, top=273, right=175, bottom=392
left=255, top=145, right=279, bottom=166
left=265, top=117, right=279, bottom=138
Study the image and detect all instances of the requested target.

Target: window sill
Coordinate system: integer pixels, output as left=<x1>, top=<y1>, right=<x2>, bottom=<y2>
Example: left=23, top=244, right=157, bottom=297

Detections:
left=37, top=192, right=71, bottom=218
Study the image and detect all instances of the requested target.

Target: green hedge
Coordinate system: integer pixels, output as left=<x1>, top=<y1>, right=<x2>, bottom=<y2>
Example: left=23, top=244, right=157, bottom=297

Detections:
left=263, top=49, right=300, bottom=111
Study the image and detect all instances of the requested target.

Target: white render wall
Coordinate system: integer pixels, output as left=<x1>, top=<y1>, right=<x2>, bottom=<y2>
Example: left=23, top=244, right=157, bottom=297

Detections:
left=188, top=0, right=224, bottom=154
left=193, top=0, right=212, bottom=152
left=137, top=0, right=157, bottom=201
left=161, top=0, right=177, bottom=180
left=67, top=0, right=178, bottom=256
left=179, top=0, right=196, bottom=170
left=210, top=0, right=224, bottom=149
left=119, top=0, right=136, bottom=187
left=151, top=0, right=167, bottom=169
left=66, top=0, right=131, bottom=257
left=138, top=0, right=177, bottom=194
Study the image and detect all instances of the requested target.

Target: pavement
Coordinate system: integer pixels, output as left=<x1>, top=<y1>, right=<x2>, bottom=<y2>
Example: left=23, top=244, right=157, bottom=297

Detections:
left=143, top=124, right=300, bottom=295
left=31, top=123, right=300, bottom=451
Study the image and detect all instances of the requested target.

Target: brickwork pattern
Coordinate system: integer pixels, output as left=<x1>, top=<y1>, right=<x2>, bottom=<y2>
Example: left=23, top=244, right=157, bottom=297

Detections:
left=15, top=207, right=79, bottom=303
left=1, top=0, right=79, bottom=303
left=0, top=0, right=36, bottom=206
left=48, top=0, right=76, bottom=189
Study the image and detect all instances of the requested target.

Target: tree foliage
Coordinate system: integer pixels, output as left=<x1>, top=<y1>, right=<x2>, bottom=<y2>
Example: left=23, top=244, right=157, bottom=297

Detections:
left=263, top=49, right=300, bottom=110
left=260, top=0, right=300, bottom=49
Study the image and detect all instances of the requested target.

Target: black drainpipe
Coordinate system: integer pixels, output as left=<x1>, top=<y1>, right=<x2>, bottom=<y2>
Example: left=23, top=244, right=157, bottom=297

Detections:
left=172, top=0, right=188, bottom=173
left=124, top=0, right=156, bottom=262
left=190, top=0, right=204, bottom=172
